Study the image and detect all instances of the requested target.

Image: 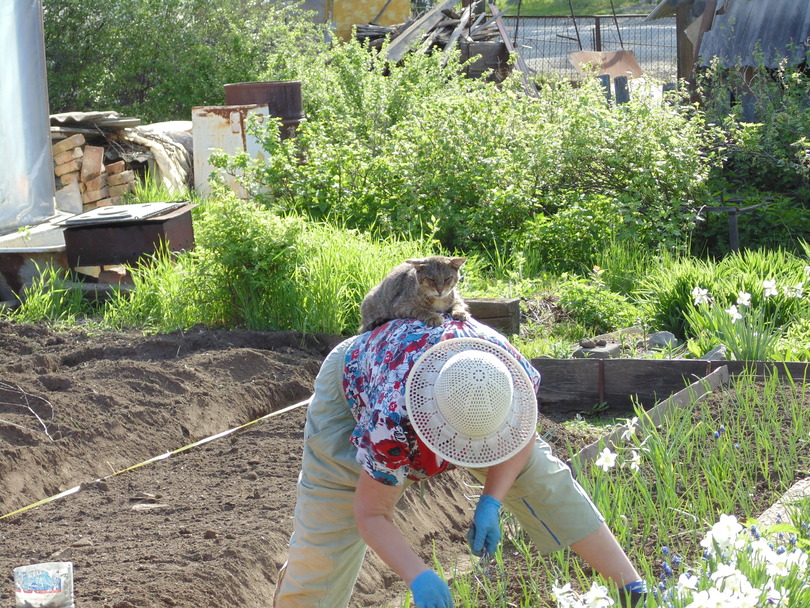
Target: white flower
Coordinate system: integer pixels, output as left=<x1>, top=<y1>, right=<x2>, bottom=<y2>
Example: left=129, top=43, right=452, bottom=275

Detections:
left=736, top=291, right=751, bottom=306
left=625, top=450, right=642, bottom=472
left=581, top=581, right=614, bottom=608
left=594, top=448, right=617, bottom=472
left=700, top=514, right=743, bottom=555
left=553, top=581, right=580, bottom=608
left=783, top=282, right=804, bottom=298
left=620, top=417, right=638, bottom=441
left=725, top=304, right=743, bottom=323
left=692, top=286, right=710, bottom=305
left=763, top=580, right=790, bottom=605
left=710, top=563, right=751, bottom=595
left=804, top=265, right=810, bottom=277
left=676, top=571, right=699, bottom=594
left=763, top=279, right=778, bottom=297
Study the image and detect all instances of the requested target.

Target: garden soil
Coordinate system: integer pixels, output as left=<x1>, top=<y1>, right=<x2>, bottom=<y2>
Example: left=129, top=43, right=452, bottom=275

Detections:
left=0, top=321, right=596, bottom=608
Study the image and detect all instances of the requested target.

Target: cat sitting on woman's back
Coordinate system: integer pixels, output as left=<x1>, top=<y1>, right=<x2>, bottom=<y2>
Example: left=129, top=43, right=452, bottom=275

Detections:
left=359, top=256, right=469, bottom=333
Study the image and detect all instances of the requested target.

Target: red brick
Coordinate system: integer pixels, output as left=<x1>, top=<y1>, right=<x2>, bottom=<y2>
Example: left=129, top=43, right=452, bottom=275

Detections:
left=60, top=171, right=81, bottom=186
left=82, top=187, right=109, bottom=204
left=107, top=170, right=135, bottom=186
left=107, top=183, right=131, bottom=198
left=54, top=159, right=82, bottom=177
left=52, top=134, right=85, bottom=156
left=80, top=145, right=105, bottom=182
left=83, top=173, right=108, bottom=192
left=106, top=160, right=127, bottom=175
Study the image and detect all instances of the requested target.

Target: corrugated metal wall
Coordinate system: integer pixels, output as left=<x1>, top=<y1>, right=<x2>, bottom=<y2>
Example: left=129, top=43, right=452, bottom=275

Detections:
left=699, top=0, right=810, bottom=68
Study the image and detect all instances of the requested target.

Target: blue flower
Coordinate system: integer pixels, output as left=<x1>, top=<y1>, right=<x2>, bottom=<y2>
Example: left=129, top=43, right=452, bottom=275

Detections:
left=672, top=555, right=682, bottom=567
left=661, top=545, right=669, bottom=555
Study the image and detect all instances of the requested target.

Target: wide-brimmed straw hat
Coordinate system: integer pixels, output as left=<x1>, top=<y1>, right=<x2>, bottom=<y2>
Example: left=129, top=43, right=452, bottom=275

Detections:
left=405, top=338, right=538, bottom=468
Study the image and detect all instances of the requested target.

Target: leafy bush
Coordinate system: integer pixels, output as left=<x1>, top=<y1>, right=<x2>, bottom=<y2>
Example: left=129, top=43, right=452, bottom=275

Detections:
left=520, top=192, right=623, bottom=274
left=556, top=273, right=642, bottom=335
left=218, top=46, right=717, bottom=258
left=698, top=57, right=810, bottom=194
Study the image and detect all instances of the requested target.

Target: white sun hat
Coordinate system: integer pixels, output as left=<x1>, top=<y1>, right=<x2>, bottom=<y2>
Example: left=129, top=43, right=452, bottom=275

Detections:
left=405, top=337, right=538, bottom=468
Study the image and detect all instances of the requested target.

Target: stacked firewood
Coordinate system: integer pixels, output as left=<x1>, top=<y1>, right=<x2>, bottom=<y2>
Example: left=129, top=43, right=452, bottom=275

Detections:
left=52, top=134, right=137, bottom=213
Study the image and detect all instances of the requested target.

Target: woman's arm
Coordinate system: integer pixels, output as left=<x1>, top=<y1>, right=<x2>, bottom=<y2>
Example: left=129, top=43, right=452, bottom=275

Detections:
left=480, top=432, right=537, bottom=500
left=353, top=471, right=427, bottom=585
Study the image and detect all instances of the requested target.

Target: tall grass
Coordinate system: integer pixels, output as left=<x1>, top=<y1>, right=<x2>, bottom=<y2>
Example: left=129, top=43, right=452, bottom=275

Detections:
left=6, top=264, right=89, bottom=325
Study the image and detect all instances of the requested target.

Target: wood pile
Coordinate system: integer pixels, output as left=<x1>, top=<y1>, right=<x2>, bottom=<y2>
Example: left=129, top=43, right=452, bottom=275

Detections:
left=52, top=133, right=138, bottom=214
left=353, top=1, right=532, bottom=89
left=355, top=7, right=502, bottom=50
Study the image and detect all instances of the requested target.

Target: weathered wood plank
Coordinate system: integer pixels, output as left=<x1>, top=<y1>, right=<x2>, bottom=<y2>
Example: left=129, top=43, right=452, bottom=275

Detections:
left=467, top=297, right=520, bottom=335
left=531, top=358, right=810, bottom=415
left=488, top=4, right=537, bottom=97
left=386, top=0, right=459, bottom=62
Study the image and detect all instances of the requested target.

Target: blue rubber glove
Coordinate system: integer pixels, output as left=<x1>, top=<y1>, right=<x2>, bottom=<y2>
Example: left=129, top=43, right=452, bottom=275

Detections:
left=466, top=494, right=502, bottom=557
left=409, top=570, right=453, bottom=608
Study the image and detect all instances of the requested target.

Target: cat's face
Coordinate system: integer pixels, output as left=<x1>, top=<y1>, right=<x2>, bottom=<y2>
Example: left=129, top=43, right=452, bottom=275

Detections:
left=409, top=256, right=466, bottom=298
left=417, top=272, right=458, bottom=298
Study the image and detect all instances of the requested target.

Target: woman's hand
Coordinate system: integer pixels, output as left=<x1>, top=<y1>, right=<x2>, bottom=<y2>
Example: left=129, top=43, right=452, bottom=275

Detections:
left=409, top=570, right=454, bottom=608
left=466, top=494, right=502, bottom=557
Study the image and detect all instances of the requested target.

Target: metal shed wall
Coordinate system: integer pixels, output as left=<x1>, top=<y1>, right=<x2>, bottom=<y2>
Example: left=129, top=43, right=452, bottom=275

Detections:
left=699, top=0, right=810, bottom=68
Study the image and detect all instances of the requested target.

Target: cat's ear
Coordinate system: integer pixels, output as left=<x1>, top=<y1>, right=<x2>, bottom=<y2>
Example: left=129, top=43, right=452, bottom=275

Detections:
left=450, top=257, right=467, bottom=269
left=405, top=258, right=428, bottom=269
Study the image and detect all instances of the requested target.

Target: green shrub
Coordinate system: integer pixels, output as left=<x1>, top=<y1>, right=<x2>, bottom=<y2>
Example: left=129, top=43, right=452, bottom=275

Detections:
left=556, top=273, right=641, bottom=335
left=218, top=48, right=716, bottom=258
left=520, top=192, right=623, bottom=274
left=698, top=58, right=810, bottom=194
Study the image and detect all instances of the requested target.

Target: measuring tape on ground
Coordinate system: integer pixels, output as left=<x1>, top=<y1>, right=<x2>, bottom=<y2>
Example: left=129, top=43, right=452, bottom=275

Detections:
left=0, top=397, right=311, bottom=520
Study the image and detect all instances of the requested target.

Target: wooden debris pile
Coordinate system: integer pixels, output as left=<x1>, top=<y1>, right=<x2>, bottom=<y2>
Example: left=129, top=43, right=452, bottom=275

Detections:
left=355, top=7, right=502, bottom=50
left=354, top=1, right=517, bottom=82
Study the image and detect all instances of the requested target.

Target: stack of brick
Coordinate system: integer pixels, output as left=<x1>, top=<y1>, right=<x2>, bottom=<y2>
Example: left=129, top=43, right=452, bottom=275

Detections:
left=52, top=134, right=138, bottom=214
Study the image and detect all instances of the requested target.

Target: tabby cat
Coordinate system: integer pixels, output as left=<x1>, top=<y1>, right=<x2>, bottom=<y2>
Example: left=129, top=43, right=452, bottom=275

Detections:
left=359, top=256, right=469, bottom=333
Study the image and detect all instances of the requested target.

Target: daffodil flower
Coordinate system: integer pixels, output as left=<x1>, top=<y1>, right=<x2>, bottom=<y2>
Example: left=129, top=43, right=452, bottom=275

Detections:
left=692, top=286, right=710, bottom=305
left=736, top=291, right=751, bottom=306
left=594, top=447, right=617, bottom=472
left=725, top=304, right=742, bottom=323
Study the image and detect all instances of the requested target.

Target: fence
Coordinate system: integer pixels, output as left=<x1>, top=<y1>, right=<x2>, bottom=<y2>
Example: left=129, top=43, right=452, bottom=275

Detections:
left=499, top=15, right=677, bottom=82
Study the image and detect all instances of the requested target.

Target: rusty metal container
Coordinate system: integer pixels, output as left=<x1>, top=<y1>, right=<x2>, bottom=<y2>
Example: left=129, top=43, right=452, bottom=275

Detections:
left=223, top=81, right=305, bottom=139
left=191, top=104, right=270, bottom=198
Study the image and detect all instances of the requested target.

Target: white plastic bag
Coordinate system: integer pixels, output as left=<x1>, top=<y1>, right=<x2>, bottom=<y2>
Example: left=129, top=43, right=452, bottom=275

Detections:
left=13, top=562, right=74, bottom=608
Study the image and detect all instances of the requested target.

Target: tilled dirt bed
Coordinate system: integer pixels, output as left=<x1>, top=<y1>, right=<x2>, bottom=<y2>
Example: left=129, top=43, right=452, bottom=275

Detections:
left=0, top=321, right=593, bottom=608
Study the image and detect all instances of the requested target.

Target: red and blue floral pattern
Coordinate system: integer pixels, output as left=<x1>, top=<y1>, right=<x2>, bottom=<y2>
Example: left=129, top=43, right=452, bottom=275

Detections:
left=343, top=316, right=541, bottom=486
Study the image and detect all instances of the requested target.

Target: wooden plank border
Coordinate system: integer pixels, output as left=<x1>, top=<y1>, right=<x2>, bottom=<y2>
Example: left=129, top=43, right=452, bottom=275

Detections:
left=531, top=358, right=810, bottom=414
left=569, top=365, right=730, bottom=471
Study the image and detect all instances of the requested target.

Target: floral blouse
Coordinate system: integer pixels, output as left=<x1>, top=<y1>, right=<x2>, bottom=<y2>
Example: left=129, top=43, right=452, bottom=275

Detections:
left=343, top=316, right=542, bottom=486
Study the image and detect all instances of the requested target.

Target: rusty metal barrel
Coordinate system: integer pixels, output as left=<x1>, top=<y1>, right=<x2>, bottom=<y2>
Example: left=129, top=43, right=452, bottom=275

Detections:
left=223, top=81, right=304, bottom=139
